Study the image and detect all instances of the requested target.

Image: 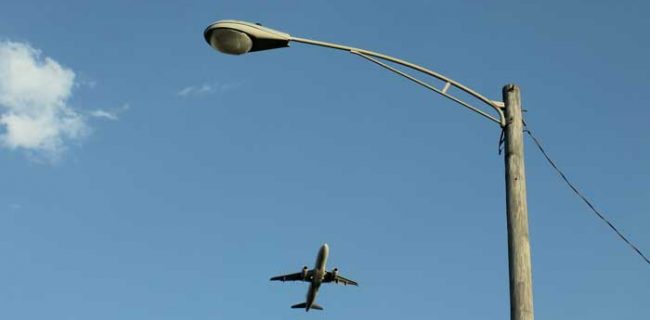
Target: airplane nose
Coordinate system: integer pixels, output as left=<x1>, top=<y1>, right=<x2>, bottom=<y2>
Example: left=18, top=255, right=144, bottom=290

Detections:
left=323, top=244, right=330, bottom=256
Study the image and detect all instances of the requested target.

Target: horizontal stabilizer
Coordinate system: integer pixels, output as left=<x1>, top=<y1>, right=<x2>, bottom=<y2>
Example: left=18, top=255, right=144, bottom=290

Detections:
left=291, top=302, right=323, bottom=311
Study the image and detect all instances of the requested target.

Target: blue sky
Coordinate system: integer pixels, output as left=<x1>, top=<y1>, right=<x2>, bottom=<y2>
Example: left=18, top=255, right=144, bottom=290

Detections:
left=1, top=0, right=648, bottom=319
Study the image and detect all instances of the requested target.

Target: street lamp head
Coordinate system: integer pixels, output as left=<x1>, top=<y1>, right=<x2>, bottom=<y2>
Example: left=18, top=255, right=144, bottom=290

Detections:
left=207, top=28, right=253, bottom=55
left=204, top=20, right=291, bottom=55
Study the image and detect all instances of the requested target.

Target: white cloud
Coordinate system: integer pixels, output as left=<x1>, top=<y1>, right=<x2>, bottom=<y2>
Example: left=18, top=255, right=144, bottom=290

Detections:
left=89, top=104, right=129, bottom=121
left=79, top=79, right=97, bottom=89
left=176, top=81, right=242, bottom=97
left=89, top=109, right=118, bottom=120
left=177, top=86, right=196, bottom=96
left=0, top=41, right=89, bottom=160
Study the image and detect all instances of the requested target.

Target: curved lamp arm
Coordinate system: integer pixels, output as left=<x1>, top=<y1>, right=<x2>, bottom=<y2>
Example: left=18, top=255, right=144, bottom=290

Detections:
left=204, top=20, right=506, bottom=127
left=291, top=37, right=505, bottom=126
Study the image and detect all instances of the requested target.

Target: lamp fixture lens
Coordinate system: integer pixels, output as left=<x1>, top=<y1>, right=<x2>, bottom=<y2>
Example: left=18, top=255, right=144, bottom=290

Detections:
left=210, top=29, right=253, bottom=55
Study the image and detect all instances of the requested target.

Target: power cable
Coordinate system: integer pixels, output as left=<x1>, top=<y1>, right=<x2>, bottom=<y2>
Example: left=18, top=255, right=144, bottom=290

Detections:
left=523, top=122, right=650, bottom=266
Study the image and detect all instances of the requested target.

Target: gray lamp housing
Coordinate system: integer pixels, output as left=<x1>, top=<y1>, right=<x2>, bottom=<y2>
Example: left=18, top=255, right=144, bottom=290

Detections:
left=204, top=20, right=291, bottom=55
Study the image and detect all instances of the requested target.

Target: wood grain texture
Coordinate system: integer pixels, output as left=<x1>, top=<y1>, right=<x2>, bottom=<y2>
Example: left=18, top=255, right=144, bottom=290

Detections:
left=503, top=84, right=534, bottom=320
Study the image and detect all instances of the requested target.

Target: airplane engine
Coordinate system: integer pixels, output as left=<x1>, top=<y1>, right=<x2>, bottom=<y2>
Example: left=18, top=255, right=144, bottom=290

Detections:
left=301, top=266, right=309, bottom=280
left=332, top=268, right=339, bottom=282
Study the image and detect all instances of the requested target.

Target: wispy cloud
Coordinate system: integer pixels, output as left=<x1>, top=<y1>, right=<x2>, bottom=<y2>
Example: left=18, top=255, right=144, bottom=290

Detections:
left=88, top=104, right=129, bottom=121
left=0, top=41, right=123, bottom=162
left=176, top=81, right=243, bottom=97
left=89, top=109, right=118, bottom=120
left=79, top=79, right=97, bottom=89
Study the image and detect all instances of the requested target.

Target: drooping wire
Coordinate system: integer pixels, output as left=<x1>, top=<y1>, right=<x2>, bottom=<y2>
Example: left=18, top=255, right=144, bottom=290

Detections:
left=498, top=128, right=505, bottom=155
left=523, top=122, right=650, bottom=266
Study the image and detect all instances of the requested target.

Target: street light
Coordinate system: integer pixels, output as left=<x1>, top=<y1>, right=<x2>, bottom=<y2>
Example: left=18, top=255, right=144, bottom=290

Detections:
left=204, top=20, right=290, bottom=55
left=204, top=19, right=534, bottom=320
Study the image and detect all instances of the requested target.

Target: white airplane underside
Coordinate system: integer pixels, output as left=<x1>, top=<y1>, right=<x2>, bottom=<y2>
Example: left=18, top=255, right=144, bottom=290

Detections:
left=270, top=244, right=358, bottom=311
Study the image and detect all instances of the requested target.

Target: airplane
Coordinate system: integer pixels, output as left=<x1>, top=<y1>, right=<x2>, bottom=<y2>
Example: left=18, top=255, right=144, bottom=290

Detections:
left=270, top=243, right=358, bottom=311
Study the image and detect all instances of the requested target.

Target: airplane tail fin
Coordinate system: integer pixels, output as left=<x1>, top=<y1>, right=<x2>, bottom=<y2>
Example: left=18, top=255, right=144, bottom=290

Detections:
left=291, top=302, right=323, bottom=311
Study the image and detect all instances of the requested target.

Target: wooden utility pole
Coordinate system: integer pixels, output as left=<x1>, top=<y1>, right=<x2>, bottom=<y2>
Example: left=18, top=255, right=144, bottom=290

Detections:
left=503, top=84, right=534, bottom=320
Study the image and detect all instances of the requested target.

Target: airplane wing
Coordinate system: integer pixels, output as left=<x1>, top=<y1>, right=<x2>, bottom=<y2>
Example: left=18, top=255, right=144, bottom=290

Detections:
left=324, top=272, right=359, bottom=286
left=270, top=272, right=307, bottom=282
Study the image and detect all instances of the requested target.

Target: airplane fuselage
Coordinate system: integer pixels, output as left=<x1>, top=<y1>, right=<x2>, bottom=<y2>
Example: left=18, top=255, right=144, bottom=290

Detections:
left=271, top=243, right=357, bottom=311
left=305, top=243, right=329, bottom=311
